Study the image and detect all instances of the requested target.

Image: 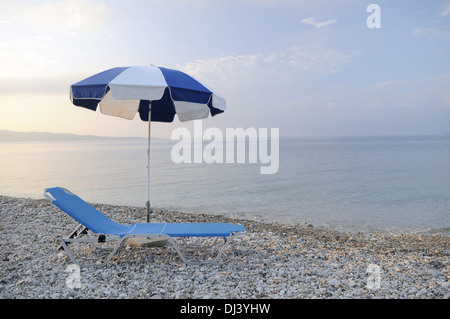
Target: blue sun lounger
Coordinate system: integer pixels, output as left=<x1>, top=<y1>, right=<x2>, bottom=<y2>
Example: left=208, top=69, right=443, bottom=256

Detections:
left=44, top=187, right=246, bottom=267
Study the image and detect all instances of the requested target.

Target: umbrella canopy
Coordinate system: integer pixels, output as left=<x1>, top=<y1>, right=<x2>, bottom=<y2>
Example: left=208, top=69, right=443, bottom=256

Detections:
left=70, top=65, right=226, bottom=122
left=69, top=65, right=226, bottom=222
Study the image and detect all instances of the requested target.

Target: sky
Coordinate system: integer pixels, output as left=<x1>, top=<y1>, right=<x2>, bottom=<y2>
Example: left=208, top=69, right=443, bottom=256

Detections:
left=1, top=0, right=450, bottom=138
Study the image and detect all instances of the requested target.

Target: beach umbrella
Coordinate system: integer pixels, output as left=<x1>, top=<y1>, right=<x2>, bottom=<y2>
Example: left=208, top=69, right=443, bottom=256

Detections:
left=70, top=65, right=226, bottom=222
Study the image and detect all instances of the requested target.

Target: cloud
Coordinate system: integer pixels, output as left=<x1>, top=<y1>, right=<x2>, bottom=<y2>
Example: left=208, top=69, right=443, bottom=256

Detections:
left=180, top=45, right=357, bottom=123
left=6, top=0, right=110, bottom=32
left=438, top=2, right=450, bottom=17
left=413, top=3, right=450, bottom=41
left=183, top=44, right=355, bottom=85
left=0, top=35, right=93, bottom=79
left=0, top=75, right=75, bottom=95
left=301, top=17, right=337, bottom=28
left=360, top=79, right=415, bottom=92
left=413, top=27, right=450, bottom=41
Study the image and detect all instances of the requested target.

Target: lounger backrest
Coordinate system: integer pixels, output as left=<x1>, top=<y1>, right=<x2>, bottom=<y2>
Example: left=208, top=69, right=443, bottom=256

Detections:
left=44, top=187, right=131, bottom=235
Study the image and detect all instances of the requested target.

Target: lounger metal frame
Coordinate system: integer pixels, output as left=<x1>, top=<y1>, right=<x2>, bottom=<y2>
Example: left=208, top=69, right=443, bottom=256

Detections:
left=56, top=223, right=244, bottom=267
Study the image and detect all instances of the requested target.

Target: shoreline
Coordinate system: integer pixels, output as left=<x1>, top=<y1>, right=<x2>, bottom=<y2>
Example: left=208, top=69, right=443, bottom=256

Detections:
left=1, top=195, right=449, bottom=299
left=2, top=192, right=448, bottom=237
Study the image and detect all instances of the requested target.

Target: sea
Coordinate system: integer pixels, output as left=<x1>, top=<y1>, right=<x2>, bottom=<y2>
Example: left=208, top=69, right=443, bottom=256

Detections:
left=1, top=135, right=449, bottom=234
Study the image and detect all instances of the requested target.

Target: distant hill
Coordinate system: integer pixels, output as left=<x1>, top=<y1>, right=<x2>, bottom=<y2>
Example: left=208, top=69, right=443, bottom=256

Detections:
left=0, top=130, right=142, bottom=142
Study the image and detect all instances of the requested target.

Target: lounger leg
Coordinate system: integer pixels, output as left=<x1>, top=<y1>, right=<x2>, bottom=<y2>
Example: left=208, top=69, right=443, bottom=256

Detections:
left=57, top=235, right=127, bottom=267
left=167, top=232, right=245, bottom=266
left=103, top=237, right=129, bottom=265
left=57, top=236, right=85, bottom=267
left=57, top=224, right=88, bottom=251
left=180, top=237, right=221, bottom=250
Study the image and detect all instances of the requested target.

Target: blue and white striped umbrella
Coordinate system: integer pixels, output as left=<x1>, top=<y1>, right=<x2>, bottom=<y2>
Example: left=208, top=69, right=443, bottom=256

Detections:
left=69, top=65, right=226, bottom=222
left=70, top=65, right=226, bottom=122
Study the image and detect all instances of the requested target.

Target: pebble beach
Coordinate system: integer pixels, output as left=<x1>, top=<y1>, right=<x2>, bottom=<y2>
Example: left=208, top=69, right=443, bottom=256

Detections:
left=0, top=195, right=449, bottom=299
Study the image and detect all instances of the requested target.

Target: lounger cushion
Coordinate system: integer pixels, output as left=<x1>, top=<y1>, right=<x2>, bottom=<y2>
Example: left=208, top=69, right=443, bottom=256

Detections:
left=129, top=222, right=245, bottom=237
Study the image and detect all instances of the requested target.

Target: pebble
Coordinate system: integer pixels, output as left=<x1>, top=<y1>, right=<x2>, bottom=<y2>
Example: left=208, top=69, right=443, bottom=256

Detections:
left=408, top=287, right=418, bottom=294
left=0, top=195, right=449, bottom=299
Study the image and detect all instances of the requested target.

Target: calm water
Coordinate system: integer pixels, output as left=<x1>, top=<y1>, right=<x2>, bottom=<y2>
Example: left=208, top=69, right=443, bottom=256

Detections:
left=1, top=136, right=449, bottom=234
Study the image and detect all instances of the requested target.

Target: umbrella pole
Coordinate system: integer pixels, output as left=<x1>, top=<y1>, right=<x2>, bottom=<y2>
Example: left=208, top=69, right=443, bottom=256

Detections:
left=129, top=102, right=168, bottom=247
left=146, top=103, right=151, bottom=222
